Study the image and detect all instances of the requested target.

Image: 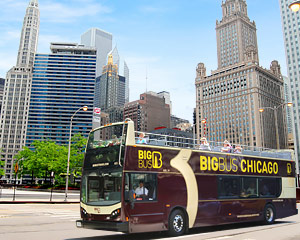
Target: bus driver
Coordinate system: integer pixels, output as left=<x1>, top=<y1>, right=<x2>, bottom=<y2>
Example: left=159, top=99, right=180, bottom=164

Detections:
left=135, top=180, right=148, bottom=198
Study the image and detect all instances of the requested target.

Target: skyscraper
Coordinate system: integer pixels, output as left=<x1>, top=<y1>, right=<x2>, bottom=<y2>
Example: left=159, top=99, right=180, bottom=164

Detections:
left=26, top=43, right=96, bottom=146
left=195, top=0, right=287, bottom=150
left=279, top=0, right=300, bottom=169
left=108, top=46, right=120, bottom=72
left=0, top=0, right=40, bottom=182
left=81, top=28, right=112, bottom=77
left=124, top=61, right=130, bottom=103
left=94, top=55, right=125, bottom=111
left=107, top=46, right=130, bottom=104
left=216, top=0, right=258, bottom=68
left=0, top=78, right=4, bottom=118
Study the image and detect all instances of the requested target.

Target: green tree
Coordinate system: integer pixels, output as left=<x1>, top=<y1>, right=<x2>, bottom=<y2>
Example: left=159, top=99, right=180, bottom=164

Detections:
left=0, top=161, right=4, bottom=177
left=0, top=149, right=4, bottom=177
left=14, top=134, right=87, bottom=185
left=15, top=140, right=68, bottom=183
left=69, top=133, right=87, bottom=178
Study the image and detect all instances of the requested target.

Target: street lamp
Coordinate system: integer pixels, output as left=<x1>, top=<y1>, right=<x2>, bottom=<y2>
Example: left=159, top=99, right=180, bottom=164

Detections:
left=201, top=118, right=207, bottom=137
left=259, top=102, right=293, bottom=149
left=289, top=1, right=300, bottom=12
left=65, top=106, right=88, bottom=201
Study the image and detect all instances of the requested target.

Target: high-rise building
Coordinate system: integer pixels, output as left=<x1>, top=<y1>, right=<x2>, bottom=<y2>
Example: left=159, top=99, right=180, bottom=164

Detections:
left=279, top=0, right=300, bottom=168
left=170, top=115, right=190, bottom=129
left=108, top=46, right=120, bottom=73
left=124, top=92, right=171, bottom=132
left=94, top=55, right=125, bottom=111
left=0, top=78, right=4, bottom=114
left=216, top=0, right=258, bottom=69
left=107, top=46, right=130, bottom=104
left=124, top=61, right=129, bottom=103
left=283, top=77, right=293, bottom=134
left=157, top=91, right=172, bottom=114
left=25, top=43, right=96, bottom=146
left=81, top=28, right=112, bottom=77
left=0, top=0, right=40, bottom=181
left=195, top=0, right=287, bottom=150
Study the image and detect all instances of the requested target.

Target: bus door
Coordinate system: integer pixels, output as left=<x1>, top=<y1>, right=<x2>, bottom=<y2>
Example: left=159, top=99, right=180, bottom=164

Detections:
left=124, top=172, right=165, bottom=233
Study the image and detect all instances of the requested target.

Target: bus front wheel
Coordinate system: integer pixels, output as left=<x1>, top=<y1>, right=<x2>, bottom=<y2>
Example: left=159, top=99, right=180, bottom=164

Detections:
left=263, top=204, right=276, bottom=224
left=168, top=209, right=186, bottom=237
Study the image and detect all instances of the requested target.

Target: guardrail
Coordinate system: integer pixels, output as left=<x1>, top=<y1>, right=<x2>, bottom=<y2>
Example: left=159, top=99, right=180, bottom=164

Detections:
left=134, top=131, right=293, bottom=160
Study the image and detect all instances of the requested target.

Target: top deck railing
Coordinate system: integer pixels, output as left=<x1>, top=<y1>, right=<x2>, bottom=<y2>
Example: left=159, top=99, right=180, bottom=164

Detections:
left=134, top=131, right=293, bottom=161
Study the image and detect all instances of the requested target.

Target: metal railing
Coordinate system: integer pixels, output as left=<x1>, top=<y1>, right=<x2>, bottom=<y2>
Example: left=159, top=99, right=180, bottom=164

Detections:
left=134, top=131, right=293, bottom=160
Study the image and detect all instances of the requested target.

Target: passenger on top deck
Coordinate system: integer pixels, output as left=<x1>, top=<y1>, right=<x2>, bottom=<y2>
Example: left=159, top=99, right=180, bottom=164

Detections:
left=199, top=137, right=211, bottom=151
left=221, top=140, right=232, bottom=153
left=234, top=145, right=242, bottom=154
left=136, top=132, right=147, bottom=144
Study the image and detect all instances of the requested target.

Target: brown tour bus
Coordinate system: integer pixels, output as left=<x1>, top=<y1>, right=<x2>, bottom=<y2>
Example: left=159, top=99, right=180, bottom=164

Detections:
left=76, top=119, right=298, bottom=236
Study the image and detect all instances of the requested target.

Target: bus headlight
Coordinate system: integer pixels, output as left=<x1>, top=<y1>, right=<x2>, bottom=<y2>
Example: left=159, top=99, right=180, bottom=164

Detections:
left=110, top=208, right=121, bottom=219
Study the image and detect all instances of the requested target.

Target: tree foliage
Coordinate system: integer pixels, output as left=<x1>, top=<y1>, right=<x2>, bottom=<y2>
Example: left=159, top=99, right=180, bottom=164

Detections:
left=0, top=149, right=4, bottom=177
left=14, top=133, right=87, bottom=184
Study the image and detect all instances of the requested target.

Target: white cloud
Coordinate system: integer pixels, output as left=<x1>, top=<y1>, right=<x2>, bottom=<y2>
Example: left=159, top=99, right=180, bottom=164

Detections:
left=40, top=0, right=112, bottom=23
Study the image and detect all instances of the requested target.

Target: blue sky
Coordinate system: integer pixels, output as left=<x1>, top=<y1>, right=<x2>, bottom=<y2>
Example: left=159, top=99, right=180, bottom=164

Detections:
left=0, top=0, right=286, bottom=122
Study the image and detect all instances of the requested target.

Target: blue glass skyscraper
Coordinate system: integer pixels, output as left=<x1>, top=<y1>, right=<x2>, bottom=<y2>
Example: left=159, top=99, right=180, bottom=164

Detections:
left=26, top=43, right=96, bottom=146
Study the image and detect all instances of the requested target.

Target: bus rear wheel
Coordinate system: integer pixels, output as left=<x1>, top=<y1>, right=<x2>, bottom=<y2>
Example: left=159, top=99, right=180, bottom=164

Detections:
left=168, top=209, right=186, bottom=237
left=263, top=204, right=276, bottom=224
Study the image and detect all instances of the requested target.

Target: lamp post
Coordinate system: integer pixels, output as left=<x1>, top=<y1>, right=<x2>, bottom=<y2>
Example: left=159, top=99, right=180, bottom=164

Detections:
left=201, top=118, right=207, bottom=137
left=259, top=102, right=292, bottom=149
left=289, top=1, right=300, bottom=12
left=64, top=106, right=88, bottom=202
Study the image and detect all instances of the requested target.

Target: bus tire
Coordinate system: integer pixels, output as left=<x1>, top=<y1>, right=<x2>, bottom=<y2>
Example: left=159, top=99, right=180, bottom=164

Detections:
left=263, top=204, right=276, bottom=224
left=168, top=209, right=186, bottom=237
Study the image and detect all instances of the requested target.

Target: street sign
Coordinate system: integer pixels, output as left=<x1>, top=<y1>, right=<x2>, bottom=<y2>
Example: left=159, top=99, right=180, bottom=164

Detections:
left=14, top=162, right=19, bottom=173
left=94, top=107, right=101, bottom=115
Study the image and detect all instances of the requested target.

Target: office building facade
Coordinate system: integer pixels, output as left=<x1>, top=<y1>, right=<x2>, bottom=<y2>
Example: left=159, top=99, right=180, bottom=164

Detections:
left=81, top=28, right=112, bottom=77
left=124, top=92, right=171, bottom=132
left=195, top=0, right=287, bottom=150
left=0, top=0, right=40, bottom=181
left=26, top=43, right=96, bottom=146
left=94, top=55, right=125, bottom=111
left=0, top=78, right=4, bottom=115
left=107, top=46, right=130, bottom=104
left=279, top=0, right=300, bottom=168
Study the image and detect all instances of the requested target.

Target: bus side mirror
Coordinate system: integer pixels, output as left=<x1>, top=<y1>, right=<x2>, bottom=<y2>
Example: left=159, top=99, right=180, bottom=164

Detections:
left=129, top=190, right=136, bottom=209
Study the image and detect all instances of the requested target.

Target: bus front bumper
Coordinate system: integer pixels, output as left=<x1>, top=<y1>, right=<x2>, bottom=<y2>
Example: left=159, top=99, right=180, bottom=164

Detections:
left=76, top=219, right=129, bottom=232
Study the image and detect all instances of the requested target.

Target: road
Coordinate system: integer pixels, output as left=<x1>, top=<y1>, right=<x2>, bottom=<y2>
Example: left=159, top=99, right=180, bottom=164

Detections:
left=0, top=204, right=300, bottom=240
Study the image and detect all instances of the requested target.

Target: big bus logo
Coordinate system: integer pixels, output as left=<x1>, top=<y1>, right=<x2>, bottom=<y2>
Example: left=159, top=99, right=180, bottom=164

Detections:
left=287, top=163, right=292, bottom=175
left=138, top=150, right=163, bottom=169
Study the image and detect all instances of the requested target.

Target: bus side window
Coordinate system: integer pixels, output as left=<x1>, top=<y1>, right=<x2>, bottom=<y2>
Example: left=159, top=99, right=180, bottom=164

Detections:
left=241, top=177, right=258, bottom=198
left=259, top=178, right=281, bottom=198
left=218, top=176, right=240, bottom=199
left=124, top=173, right=157, bottom=202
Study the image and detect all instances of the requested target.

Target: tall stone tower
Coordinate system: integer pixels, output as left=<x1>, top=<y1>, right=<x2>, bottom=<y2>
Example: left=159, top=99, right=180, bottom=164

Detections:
left=279, top=0, right=300, bottom=169
left=195, top=0, right=287, bottom=150
left=0, top=0, right=40, bottom=182
left=216, top=0, right=259, bottom=68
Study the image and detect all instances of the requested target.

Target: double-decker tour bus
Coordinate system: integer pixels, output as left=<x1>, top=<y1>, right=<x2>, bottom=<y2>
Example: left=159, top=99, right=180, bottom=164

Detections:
left=76, top=119, right=298, bottom=236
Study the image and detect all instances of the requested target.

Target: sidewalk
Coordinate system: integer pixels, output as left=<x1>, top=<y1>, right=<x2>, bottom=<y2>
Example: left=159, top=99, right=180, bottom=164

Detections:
left=0, top=188, right=80, bottom=204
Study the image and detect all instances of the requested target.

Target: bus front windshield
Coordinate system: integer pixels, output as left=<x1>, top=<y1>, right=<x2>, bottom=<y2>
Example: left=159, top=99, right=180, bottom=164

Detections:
left=81, top=124, right=126, bottom=206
